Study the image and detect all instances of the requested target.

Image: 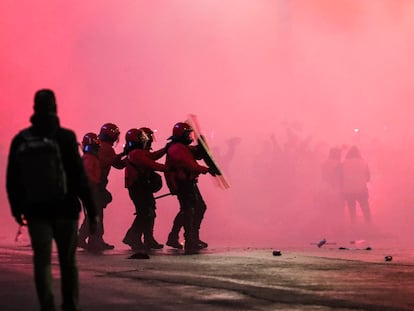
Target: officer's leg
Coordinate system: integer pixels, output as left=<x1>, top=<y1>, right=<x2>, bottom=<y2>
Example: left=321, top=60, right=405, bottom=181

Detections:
left=123, top=216, right=144, bottom=249
left=193, top=185, right=208, bottom=248
left=77, top=215, right=89, bottom=249
left=143, top=209, right=163, bottom=250
left=166, top=211, right=184, bottom=249
left=87, top=206, right=112, bottom=251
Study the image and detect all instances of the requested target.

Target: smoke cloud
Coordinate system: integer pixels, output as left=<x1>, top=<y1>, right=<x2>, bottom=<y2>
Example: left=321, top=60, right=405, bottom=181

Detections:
left=1, top=1, right=414, bottom=249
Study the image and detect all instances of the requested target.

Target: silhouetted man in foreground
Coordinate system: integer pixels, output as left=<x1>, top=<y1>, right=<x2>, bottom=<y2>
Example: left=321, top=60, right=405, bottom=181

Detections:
left=6, top=89, right=98, bottom=311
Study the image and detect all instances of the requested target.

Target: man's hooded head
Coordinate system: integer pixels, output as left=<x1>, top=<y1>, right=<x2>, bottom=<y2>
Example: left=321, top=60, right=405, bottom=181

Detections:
left=33, top=89, right=57, bottom=115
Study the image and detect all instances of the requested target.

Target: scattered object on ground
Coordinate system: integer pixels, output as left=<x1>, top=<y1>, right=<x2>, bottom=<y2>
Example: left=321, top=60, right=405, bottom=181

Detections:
left=272, top=250, right=282, bottom=256
left=338, top=246, right=372, bottom=251
left=350, top=239, right=366, bottom=245
left=128, top=252, right=150, bottom=259
left=310, top=239, right=336, bottom=247
left=384, top=256, right=393, bottom=262
left=317, top=239, right=327, bottom=248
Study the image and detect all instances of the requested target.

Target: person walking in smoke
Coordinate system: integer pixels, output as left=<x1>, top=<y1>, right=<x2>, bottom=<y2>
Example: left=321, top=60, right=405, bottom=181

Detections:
left=315, top=146, right=346, bottom=234
left=164, top=122, right=217, bottom=253
left=6, top=89, right=98, bottom=311
left=340, top=145, right=371, bottom=224
left=77, top=133, right=103, bottom=251
left=320, top=147, right=344, bottom=211
left=210, top=136, right=241, bottom=178
left=78, top=122, right=125, bottom=251
left=122, top=127, right=167, bottom=251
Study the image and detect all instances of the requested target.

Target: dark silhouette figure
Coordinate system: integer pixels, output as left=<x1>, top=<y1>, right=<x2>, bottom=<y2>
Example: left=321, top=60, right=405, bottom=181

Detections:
left=122, top=127, right=167, bottom=251
left=164, top=122, right=215, bottom=253
left=6, top=89, right=98, bottom=311
left=341, top=145, right=371, bottom=223
left=314, top=146, right=346, bottom=234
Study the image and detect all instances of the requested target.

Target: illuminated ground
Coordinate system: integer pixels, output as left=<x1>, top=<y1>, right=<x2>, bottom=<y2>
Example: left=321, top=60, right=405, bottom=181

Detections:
left=0, top=241, right=413, bottom=311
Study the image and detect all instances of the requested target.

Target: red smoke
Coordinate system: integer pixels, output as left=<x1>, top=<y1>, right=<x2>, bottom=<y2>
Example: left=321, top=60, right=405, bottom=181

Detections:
left=1, top=1, right=414, bottom=248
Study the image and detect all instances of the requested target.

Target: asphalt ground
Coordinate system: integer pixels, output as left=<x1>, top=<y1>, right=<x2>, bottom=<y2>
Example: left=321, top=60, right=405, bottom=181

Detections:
left=0, top=240, right=413, bottom=311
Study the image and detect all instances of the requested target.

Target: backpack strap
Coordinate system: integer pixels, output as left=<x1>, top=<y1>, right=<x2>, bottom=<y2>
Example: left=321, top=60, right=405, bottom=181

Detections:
left=21, top=129, right=33, bottom=140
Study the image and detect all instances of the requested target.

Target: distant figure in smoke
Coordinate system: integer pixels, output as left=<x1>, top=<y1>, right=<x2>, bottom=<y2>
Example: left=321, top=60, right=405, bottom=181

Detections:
left=164, top=122, right=217, bottom=253
left=122, top=127, right=167, bottom=251
left=315, top=146, right=345, bottom=232
left=6, top=89, right=98, bottom=311
left=321, top=147, right=344, bottom=209
left=340, top=145, right=371, bottom=223
left=210, top=136, right=241, bottom=177
left=78, top=123, right=126, bottom=251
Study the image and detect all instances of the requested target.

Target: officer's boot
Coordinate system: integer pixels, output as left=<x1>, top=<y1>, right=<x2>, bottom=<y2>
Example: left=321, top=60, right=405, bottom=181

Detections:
left=77, top=216, right=89, bottom=249
left=166, top=211, right=184, bottom=249
left=183, top=208, right=200, bottom=254
left=193, top=205, right=208, bottom=249
left=122, top=216, right=144, bottom=250
left=144, top=217, right=163, bottom=250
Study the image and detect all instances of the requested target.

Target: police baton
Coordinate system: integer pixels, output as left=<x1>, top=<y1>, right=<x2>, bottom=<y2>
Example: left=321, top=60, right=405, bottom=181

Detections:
left=154, top=193, right=172, bottom=200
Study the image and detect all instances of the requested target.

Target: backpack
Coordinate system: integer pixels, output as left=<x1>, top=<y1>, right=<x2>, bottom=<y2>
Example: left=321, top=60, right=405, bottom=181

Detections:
left=16, top=130, right=68, bottom=204
left=148, top=171, right=163, bottom=193
left=127, top=158, right=163, bottom=193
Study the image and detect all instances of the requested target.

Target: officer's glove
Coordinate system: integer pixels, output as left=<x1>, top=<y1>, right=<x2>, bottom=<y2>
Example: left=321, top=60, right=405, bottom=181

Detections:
left=208, top=166, right=219, bottom=176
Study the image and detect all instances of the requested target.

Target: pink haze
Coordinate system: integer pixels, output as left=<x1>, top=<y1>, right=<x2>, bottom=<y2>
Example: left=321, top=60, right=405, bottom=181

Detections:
left=1, top=1, right=414, bottom=249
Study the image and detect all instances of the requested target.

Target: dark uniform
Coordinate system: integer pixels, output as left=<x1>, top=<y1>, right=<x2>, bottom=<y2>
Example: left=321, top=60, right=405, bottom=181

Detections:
left=77, top=133, right=102, bottom=250
left=122, top=128, right=166, bottom=250
left=78, top=123, right=125, bottom=251
left=164, top=122, right=213, bottom=253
